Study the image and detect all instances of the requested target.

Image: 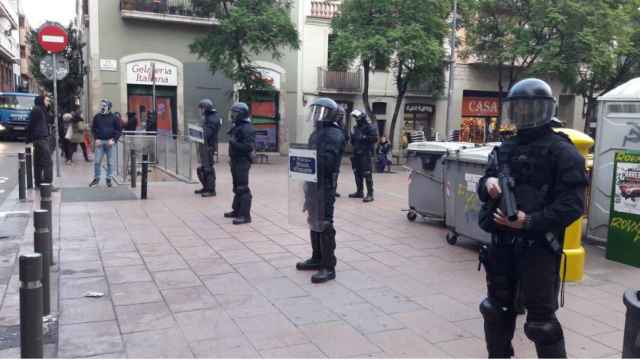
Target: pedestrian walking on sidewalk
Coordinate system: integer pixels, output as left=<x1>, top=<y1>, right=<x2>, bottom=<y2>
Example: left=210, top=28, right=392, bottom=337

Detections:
left=223, top=102, right=255, bottom=225
left=195, top=99, right=220, bottom=197
left=89, top=99, right=121, bottom=188
left=348, top=109, right=378, bottom=202
left=25, top=95, right=57, bottom=191
left=296, top=98, right=346, bottom=283
left=69, top=106, right=91, bottom=162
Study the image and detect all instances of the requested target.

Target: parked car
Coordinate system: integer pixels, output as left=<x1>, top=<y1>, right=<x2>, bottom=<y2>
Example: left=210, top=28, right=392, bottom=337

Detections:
left=0, top=92, right=37, bottom=140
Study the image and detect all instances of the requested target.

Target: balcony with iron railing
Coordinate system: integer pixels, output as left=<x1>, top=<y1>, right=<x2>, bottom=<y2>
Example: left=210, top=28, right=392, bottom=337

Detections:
left=120, top=0, right=218, bottom=26
left=309, top=1, right=340, bottom=19
left=318, top=67, right=362, bottom=94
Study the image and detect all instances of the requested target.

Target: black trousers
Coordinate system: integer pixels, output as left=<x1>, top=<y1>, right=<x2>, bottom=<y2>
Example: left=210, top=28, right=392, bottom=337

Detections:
left=351, top=154, right=373, bottom=194
left=33, top=138, right=53, bottom=187
left=230, top=158, right=251, bottom=218
left=197, top=144, right=216, bottom=192
left=65, top=141, right=89, bottom=161
left=481, top=241, right=566, bottom=358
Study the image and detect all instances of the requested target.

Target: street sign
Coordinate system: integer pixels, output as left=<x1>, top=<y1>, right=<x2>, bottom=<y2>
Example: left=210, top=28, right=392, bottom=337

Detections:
left=37, top=23, right=68, bottom=53
left=39, top=55, right=69, bottom=81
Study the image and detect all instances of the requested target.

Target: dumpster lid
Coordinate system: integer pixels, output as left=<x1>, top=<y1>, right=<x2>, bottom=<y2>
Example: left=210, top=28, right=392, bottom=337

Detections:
left=454, top=146, right=497, bottom=164
left=599, top=77, right=640, bottom=101
left=407, top=141, right=475, bottom=154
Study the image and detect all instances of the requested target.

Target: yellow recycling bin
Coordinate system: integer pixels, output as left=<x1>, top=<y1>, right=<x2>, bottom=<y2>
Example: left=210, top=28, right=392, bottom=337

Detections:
left=554, top=128, right=594, bottom=282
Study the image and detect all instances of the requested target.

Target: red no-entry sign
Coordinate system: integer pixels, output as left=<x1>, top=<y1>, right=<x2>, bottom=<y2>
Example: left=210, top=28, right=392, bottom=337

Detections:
left=37, top=23, right=68, bottom=53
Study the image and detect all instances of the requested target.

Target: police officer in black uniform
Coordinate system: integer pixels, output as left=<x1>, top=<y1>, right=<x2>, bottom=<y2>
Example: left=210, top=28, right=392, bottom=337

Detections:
left=348, top=109, right=378, bottom=202
left=477, top=78, right=588, bottom=358
left=195, top=99, right=221, bottom=197
left=224, top=102, right=255, bottom=225
left=296, top=98, right=346, bottom=283
left=334, top=105, right=347, bottom=198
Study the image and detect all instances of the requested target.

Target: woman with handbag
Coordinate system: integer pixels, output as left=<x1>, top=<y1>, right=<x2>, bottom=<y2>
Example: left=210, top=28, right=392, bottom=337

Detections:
left=65, top=107, right=91, bottom=163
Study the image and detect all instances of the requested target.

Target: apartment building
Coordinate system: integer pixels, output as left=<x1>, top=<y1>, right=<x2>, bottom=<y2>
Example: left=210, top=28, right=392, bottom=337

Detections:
left=18, top=12, right=36, bottom=93
left=0, top=0, right=20, bottom=92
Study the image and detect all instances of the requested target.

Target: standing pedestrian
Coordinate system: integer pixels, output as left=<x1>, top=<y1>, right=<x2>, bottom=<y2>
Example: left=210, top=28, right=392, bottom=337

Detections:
left=62, top=113, right=74, bottom=164
left=25, top=95, right=57, bottom=191
left=375, top=136, right=392, bottom=173
left=70, top=106, right=91, bottom=162
left=348, top=109, right=378, bottom=202
left=296, top=98, right=346, bottom=283
left=89, top=99, right=121, bottom=188
left=223, top=102, right=255, bottom=225
left=124, top=112, right=138, bottom=132
left=477, top=78, right=588, bottom=358
left=195, top=99, right=221, bottom=197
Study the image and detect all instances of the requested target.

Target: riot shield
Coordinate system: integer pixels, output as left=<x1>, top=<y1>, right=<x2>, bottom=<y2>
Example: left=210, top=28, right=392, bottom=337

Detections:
left=288, top=143, right=325, bottom=232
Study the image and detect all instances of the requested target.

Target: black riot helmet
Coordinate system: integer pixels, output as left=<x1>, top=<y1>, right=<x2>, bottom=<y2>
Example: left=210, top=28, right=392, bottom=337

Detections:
left=351, top=109, right=368, bottom=125
left=502, top=78, right=555, bottom=130
left=230, top=102, right=250, bottom=123
left=198, top=98, right=215, bottom=113
left=307, top=98, right=339, bottom=126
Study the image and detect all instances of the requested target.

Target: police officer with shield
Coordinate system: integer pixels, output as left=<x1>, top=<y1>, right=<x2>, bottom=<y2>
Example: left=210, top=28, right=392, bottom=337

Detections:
left=224, top=102, right=255, bottom=225
left=195, top=99, right=220, bottom=197
left=349, top=109, right=378, bottom=202
left=477, top=78, right=588, bottom=358
left=296, top=98, right=346, bottom=283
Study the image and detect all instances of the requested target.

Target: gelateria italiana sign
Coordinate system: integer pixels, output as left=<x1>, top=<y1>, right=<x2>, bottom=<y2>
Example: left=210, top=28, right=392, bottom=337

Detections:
left=126, top=61, right=177, bottom=87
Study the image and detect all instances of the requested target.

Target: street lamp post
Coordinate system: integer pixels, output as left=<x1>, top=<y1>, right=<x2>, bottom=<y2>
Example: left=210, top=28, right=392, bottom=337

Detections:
left=445, top=0, right=458, bottom=140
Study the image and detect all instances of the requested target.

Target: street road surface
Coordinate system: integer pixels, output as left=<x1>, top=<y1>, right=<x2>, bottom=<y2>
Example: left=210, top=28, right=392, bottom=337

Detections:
left=0, top=141, right=24, bottom=206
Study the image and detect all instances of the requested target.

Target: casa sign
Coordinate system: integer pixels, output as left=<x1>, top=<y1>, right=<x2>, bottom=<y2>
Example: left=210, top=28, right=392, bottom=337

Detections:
left=126, top=61, right=178, bottom=87
left=462, top=97, right=500, bottom=117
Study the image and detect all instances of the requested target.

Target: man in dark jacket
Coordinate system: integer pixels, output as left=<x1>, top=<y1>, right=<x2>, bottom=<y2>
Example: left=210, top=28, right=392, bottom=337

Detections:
left=223, top=102, right=255, bottom=225
left=349, top=109, right=378, bottom=202
left=296, top=98, right=346, bottom=283
left=124, top=112, right=138, bottom=132
left=195, top=99, right=221, bottom=197
left=90, top=99, right=121, bottom=188
left=26, top=95, right=57, bottom=190
left=476, top=79, right=588, bottom=358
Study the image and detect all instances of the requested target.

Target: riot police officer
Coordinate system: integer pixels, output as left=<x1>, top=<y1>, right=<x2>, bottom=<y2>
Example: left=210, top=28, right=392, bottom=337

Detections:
left=296, top=98, right=346, bottom=283
left=477, top=78, right=588, bottom=358
left=195, top=99, right=221, bottom=197
left=348, top=109, right=378, bottom=202
left=224, top=102, right=255, bottom=225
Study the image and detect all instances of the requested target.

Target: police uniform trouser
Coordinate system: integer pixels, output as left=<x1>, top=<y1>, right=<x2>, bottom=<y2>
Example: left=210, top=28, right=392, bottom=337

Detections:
left=351, top=154, right=373, bottom=195
left=480, top=241, right=566, bottom=358
left=33, top=138, right=53, bottom=187
left=231, top=158, right=252, bottom=218
left=197, top=144, right=216, bottom=192
left=309, top=183, right=338, bottom=270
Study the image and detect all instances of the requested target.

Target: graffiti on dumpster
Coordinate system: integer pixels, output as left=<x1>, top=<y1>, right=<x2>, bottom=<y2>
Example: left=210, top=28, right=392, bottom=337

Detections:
left=609, top=216, right=640, bottom=243
left=457, top=182, right=481, bottom=225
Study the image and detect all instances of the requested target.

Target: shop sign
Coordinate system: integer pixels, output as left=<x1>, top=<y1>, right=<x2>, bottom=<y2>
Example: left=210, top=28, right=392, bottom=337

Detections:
left=607, top=150, right=640, bottom=267
left=100, top=59, right=118, bottom=72
left=405, top=103, right=433, bottom=113
left=126, top=61, right=177, bottom=86
left=462, top=97, right=499, bottom=117
left=256, top=68, right=281, bottom=90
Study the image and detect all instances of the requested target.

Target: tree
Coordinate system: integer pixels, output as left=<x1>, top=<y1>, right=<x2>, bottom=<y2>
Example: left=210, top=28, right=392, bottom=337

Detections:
left=190, top=0, right=299, bottom=97
left=29, top=23, right=85, bottom=113
left=460, top=0, right=565, bottom=128
left=331, top=0, right=449, bottom=148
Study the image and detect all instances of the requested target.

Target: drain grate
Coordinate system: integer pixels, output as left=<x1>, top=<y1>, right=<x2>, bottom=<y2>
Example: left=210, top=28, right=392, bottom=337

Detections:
left=61, top=186, right=137, bottom=203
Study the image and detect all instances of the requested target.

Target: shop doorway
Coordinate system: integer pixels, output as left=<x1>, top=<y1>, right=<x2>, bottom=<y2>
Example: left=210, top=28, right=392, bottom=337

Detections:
left=127, top=85, right=177, bottom=135
left=403, top=103, right=435, bottom=140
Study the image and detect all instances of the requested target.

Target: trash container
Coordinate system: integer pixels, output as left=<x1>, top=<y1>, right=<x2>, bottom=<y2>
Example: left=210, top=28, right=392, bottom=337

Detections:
left=623, top=289, right=640, bottom=358
left=444, top=145, right=497, bottom=245
left=405, top=141, right=474, bottom=222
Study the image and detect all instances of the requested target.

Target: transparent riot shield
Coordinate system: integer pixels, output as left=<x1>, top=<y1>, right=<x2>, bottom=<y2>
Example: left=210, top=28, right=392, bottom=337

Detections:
left=288, top=143, right=324, bottom=232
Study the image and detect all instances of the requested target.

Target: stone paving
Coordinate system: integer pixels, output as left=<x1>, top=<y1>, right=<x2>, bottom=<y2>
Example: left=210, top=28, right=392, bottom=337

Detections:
left=0, top=151, right=638, bottom=358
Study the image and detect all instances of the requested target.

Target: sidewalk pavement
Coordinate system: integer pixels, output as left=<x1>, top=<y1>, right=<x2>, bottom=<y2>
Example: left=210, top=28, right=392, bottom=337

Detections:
left=0, top=153, right=637, bottom=358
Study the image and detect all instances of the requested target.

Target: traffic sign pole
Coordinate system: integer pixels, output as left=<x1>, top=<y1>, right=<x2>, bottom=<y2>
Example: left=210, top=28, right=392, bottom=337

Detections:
left=53, top=52, right=60, bottom=178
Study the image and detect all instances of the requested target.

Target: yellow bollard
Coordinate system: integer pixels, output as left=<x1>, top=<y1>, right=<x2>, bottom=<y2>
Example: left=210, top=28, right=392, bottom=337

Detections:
left=554, top=128, right=593, bottom=282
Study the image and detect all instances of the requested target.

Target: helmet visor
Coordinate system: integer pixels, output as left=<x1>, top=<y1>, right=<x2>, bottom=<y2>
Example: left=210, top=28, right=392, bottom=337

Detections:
left=307, top=105, right=331, bottom=123
left=502, top=98, right=554, bottom=130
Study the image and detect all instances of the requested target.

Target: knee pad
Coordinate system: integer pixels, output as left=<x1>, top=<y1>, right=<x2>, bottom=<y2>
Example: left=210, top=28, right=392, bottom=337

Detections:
left=524, top=319, right=563, bottom=345
left=480, top=298, right=512, bottom=322
left=236, top=185, right=251, bottom=195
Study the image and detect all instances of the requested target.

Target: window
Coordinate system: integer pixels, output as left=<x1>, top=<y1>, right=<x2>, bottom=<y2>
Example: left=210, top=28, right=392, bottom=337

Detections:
left=372, top=102, right=387, bottom=116
left=327, top=34, right=347, bottom=71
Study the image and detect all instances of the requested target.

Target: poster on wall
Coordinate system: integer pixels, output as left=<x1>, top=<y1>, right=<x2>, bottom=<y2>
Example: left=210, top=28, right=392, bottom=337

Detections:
left=607, top=150, right=640, bottom=267
left=255, top=123, right=278, bottom=152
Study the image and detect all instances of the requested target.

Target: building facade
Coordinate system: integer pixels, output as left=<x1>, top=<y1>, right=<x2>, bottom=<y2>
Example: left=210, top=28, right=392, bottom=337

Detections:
left=0, top=0, right=20, bottom=92
left=18, top=12, right=36, bottom=93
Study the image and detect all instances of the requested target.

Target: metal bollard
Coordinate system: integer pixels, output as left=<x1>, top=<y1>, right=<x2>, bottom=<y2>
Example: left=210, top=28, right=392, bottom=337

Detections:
left=18, top=153, right=26, bottom=201
left=19, top=253, right=43, bottom=358
left=33, top=210, right=50, bottom=316
left=38, top=184, right=54, bottom=266
left=623, top=289, right=640, bottom=358
left=130, top=149, right=136, bottom=188
left=25, top=147, right=33, bottom=189
left=141, top=154, right=148, bottom=200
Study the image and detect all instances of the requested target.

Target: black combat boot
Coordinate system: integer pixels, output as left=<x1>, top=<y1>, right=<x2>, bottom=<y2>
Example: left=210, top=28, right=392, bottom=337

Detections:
left=224, top=211, right=237, bottom=218
left=297, top=232, right=322, bottom=271
left=194, top=188, right=206, bottom=194
left=535, top=339, right=567, bottom=359
left=311, top=268, right=336, bottom=283
left=311, top=226, right=337, bottom=283
left=233, top=216, right=251, bottom=225
left=363, top=176, right=374, bottom=202
left=201, top=190, right=216, bottom=197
